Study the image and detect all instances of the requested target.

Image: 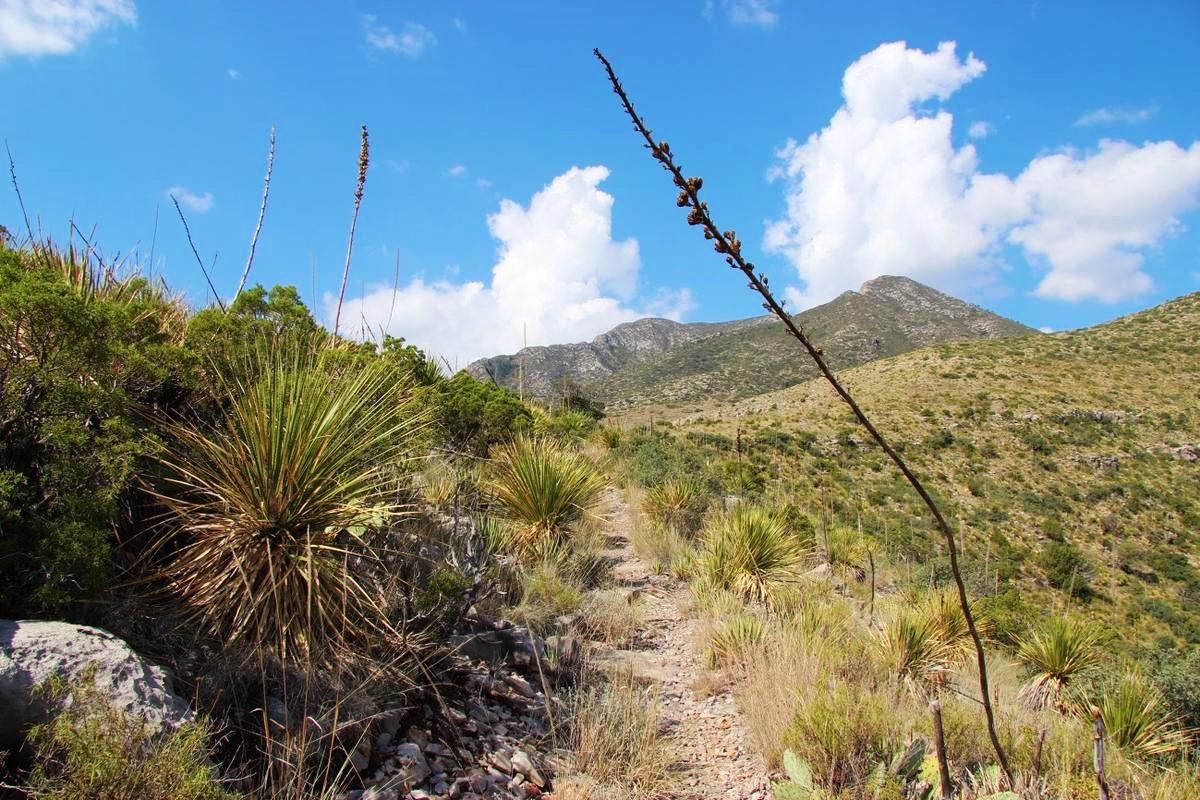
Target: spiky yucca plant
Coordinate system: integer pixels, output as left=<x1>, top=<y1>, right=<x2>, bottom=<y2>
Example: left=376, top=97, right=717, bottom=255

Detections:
left=486, top=435, right=604, bottom=554
left=875, top=608, right=954, bottom=694
left=1094, top=671, right=1193, bottom=761
left=156, top=349, right=424, bottom=663
left=1016, top=616, right=1105, bottom=712
left=642, top=478, right=707, bottom=534
left=704, top=615, right=766, bottom=669
left=27, top=239, right=188, bottom=343
left=699, top=505, right=810, bottom=607
left=913, top=589, right=992, bottom=664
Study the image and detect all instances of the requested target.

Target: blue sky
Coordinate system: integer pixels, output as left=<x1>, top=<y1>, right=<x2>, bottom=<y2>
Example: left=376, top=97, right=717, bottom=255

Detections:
left=2, top=1, right=1199, bottom=364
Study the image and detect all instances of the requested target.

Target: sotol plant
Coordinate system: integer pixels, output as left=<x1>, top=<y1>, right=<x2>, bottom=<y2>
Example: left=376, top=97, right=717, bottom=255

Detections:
left=699, top=505, right=810, bottom=608
left=1015, top=616, right=1104, bottom=712
left=156, top=344, right=425, bottom=663
left=486, top=435, right=604, bottom=555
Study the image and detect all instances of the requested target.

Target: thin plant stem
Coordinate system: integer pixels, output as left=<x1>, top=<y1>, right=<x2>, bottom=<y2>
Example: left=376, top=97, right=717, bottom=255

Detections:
left=235, top=126, right=276, bottom=304
left=334, top=126, right=369, bottom=337
left=593, top=47, right=1014, bottom=787
left=170, top=193, right=225, bottom=312
left=5, top=140, right=35, bottom=244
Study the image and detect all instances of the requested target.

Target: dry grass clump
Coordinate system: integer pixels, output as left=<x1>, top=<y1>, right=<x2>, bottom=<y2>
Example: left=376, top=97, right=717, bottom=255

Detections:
left=630, top=512, right=696, bottom=577
left=579, top=591, right=645, bottom=647
left=564, top=667, right=674, bottom=800
left=703, top=614, right=765, bottom=669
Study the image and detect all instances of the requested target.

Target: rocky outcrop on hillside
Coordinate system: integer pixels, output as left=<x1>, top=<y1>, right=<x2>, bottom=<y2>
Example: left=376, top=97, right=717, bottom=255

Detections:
left=466, top=316, right=764, bottom=397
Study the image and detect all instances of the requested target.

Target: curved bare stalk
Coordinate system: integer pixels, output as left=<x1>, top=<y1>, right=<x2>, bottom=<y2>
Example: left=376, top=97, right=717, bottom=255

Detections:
left=593, top=48, right=1013, bottom=786
left=234, top=126, right=276, bottom=304
left=170, top=193, right=225, bottom=312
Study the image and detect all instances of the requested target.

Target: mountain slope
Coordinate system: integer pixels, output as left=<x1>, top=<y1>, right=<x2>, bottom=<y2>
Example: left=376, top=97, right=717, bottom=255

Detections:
left=646, top=290, right=1200, bottom=649
left=599, top=276, right=1034, bottom=410
left=470, top=276, right=1034, bottom=411
left=466, top=316, right=764, bottom=396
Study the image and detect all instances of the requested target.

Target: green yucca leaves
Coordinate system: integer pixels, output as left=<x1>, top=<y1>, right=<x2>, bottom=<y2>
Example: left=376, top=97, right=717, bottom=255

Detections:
left=704, top=615, right=766, bottom=669
left=698, top=505, right=811, bottom=608
left=642, top=478, right=708, bottom=534
left=486, top=435, right=604, bottom=554
left=1095, top=671, right=1193, bottom=761
left=875, top=607, right=954, bottom=693
left=156, top=347, right=426, bottom=662
left=1016, top=616, right=1105, bottom=712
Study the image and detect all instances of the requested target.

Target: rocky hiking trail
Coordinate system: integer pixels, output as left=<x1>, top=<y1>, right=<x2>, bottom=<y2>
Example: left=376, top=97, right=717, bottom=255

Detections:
left=594, top=488, right=773, bottom=800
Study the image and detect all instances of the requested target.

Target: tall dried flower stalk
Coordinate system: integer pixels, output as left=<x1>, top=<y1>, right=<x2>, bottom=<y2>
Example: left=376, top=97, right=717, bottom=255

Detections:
left=6, top=140, right=35, bottom=243
left=234, top=126, right=276, bottom=303
left=593, top=48, right=1014, bottom=786
left=334, top=125, right=369, bottom=337
left=170, top=192, right=225, bottom=312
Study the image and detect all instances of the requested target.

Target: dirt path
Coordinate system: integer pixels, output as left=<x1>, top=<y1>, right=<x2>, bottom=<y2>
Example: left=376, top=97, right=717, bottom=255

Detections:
left=593, top=488, right=772, bottom=800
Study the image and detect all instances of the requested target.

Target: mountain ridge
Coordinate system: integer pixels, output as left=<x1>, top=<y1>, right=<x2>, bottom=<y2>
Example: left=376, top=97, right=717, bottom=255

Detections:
left=468, top=276, right=1035, bottom=410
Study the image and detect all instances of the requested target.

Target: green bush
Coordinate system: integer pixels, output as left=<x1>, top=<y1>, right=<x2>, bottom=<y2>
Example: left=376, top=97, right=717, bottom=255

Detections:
left=437, top=372, right=533, bottom=455
left=1038, top=540, right=1094, bottom=598
left=25, top=673, right=232, bottom=800
left=0, top=244, right=193, bottom=616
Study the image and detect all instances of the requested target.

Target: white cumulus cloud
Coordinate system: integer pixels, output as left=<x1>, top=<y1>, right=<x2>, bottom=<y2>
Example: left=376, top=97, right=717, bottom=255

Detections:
left=968, top=121, right=994, bottom=139
left=1075, top=105, right=1157, bottom=126
left=0, top=0, right=136, bottom=59
left=167, top=186, right=214, bottom=213
left=329, top=166, right=694, bottom=365
left=765, top=40, right=1200, bottom=306
left=362, top=16, right=435, bottom=58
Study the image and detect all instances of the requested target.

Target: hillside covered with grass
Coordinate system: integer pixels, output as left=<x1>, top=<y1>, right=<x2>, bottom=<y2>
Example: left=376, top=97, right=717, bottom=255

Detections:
left=627, top=290, right=1200, bottom=648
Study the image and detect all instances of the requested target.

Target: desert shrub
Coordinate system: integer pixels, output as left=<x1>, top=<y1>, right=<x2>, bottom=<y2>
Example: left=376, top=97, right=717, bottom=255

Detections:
left=437, top=372, right=533, bottom=456
left=155, top=344, right=426, bottom=662
left=185, top=284, right=321, bottom=380
left=1038, top=540, right=1094, bottom=598
left=1147, top=645, right=1200, bottom=731
left=487, top=436, right=604, bottom=555
left=24, top=673, right=231, bottom=800
left=0, top=244, right=193, bottom=616
left=698, top=505, right=810, bottom=607
left=535, top=408, right=599, bottom=445
left=619, top=430, right=705, bottom=488
left=781, top=680, right=904, bottom=792
left=1015, top=616, right=1105, bottom=711
left=718, top=458, right=766, bottom=496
